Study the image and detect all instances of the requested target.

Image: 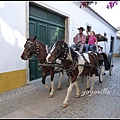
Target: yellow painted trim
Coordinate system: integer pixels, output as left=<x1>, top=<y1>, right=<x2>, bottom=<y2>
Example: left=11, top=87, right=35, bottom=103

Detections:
left=0, top=69, right=26, bottom=94
left=113, top=54, right=120, bottom=58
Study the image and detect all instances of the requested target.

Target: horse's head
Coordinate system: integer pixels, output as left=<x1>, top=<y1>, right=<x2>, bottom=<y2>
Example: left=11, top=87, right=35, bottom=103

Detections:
left=21, top=36, right=36, bottom=60
left=46, top=39, right=69, bottom=63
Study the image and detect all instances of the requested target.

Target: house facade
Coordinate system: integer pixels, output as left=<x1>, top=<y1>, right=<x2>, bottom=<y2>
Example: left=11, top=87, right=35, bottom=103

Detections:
left=0, top=1, right=119, bottom=94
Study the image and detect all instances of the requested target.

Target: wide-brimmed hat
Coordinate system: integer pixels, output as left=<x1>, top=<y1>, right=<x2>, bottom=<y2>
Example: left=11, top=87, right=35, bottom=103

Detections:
left=77, top=27, right=85, bottom=31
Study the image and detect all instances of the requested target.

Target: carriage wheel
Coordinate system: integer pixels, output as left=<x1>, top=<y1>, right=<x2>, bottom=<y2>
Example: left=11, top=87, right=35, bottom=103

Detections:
left=99, top=62, right=105, bottom=83
left=109, top=57, right=113, bottom=76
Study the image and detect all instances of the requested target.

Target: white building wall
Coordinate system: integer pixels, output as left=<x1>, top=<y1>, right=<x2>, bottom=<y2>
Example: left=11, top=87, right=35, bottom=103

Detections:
left=0, top=2, right=26, bottom=73
left=36, top=1, right=118, bottom=54
left=0, top=1, right=119, bottom=74
left=114, top=38, right=120, bottom=54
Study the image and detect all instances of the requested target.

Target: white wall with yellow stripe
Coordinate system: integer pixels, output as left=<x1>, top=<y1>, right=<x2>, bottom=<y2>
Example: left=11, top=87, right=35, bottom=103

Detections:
left=0, top=2, right=27, bottom=93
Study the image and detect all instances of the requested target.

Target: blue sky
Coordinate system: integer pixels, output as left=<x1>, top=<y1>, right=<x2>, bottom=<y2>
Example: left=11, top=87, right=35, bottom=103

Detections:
left=90, top=1, right=120, bottom=28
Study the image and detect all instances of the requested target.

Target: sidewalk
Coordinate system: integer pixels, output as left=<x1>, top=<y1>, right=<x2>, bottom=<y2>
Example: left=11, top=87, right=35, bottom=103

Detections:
left=0, top=57, right=120, bottom=118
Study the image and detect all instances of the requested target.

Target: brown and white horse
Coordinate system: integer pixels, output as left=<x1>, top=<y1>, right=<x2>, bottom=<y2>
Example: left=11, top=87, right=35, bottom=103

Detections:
left=46, top=39, right=103, bottom=108
left=21, top=36, right=64, bottom=98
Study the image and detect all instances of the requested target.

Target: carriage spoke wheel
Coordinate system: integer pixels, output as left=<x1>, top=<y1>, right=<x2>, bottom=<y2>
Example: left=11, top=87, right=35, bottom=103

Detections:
left=109, top=58, right=113, bottom=76
left=99, top=62, right=105, bottom=83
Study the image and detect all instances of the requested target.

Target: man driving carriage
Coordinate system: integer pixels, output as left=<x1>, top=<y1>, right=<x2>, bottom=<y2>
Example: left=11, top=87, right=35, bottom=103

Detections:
left=71, top=27, right=86, bottom=53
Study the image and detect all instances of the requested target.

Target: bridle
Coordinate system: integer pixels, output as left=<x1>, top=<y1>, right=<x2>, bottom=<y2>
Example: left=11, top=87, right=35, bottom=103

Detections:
left=49, top=41, right=69, bottom=62
left=23, top=39, right=39, bottom=58
left=49, top=41, right=77, bottom=72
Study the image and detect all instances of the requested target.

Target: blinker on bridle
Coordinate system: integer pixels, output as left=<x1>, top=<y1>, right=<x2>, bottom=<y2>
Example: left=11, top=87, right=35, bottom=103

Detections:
left=23, top=39, right=39, bottom=58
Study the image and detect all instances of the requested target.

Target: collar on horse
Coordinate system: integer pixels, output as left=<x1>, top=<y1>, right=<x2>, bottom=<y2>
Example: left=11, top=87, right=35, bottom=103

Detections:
left=63, top=58, right=77, bottom=73
left=61, top=45, right=78, bottom=72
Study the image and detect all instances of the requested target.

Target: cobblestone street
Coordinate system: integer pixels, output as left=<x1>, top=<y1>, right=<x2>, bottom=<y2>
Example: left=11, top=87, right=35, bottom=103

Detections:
left=0, top=57, right=120, bottom=118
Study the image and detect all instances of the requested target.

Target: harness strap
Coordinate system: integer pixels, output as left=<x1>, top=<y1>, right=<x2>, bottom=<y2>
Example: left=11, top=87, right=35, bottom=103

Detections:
left=88, top=52, right=98, bottom=66
left=64, top=58, right=77, bottom=73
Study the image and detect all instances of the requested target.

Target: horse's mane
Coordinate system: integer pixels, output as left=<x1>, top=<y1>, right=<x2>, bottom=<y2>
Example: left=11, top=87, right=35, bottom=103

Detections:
left=63, top=42, right=78, bottom=61
left=36, top=39, right=46, bottom=48
left=70, top=47, right=78, bottom=58
left=69, top=47, right=79, bottom=61
left=27, top=37, right=46, bottom=48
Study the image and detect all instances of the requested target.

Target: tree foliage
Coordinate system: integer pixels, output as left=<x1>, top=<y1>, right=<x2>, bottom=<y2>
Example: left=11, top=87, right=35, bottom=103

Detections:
left=79, top=1, right=118, bottom=9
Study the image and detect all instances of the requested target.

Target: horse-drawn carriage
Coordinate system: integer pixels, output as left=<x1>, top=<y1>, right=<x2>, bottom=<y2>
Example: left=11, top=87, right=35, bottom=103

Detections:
left=45, top=35, right=114, bottom=107
left=37, top=33, right=113, bottom=84
left=21, top=34, right=113, bottom=108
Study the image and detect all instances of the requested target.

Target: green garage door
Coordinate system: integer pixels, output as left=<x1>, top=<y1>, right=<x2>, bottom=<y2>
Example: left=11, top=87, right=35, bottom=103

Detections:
left=29, top=3, right=65, bottom=81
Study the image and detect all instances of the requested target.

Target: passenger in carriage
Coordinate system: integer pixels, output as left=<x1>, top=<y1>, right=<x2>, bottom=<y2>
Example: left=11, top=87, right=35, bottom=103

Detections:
left=99, top=46, right=108, bottom=57
left=71, top=27, right=86, bottom=53
left=98, top=45, right=106, bottom=54
left=99, top=46, right=104, bottom=53
left=86, top=30, right=98, bottom=52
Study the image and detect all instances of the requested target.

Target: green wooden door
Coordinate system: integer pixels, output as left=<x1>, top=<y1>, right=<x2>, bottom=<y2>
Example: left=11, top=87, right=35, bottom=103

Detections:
left=29, top=3, right=65, bottom=81
left=37, top=21, right=48, bottom=44
left=29, top=19, right=42, bottom=80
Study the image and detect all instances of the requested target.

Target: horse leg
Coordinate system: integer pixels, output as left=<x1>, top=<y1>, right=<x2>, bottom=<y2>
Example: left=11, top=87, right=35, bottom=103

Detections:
left=49, top=79, right=54, bottom=98
left=75, top=80, right=80, bottom=98
left=63, top=77, right=80, bottom=97
left=49, top=70, right=55, bottom=98
left=57, top=70, right=64, bottom=90
left=42, top=75, right=51, bottom=91
left=67, top=77, right=71, bottom=87
left=61, top=81, right=75, bottom=108
left=90, top=74, right=95, bottom=92
left=86, top=75, right=90, bottom=90
left=42, top=70, right=51, bottom=91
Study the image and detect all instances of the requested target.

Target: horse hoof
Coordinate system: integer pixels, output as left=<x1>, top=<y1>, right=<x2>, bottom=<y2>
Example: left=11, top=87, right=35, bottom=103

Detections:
left=49, top=88, right=51, bottom=92
left=86, top=87, right=90, bottom=91
left=61, top=103, right=67, bottom=108
left=75, top=94, right=80, bottom=98
left=90, top=90, right=93, bottom=93
left=57, top=87, right=60, bottom=90
left=49, top=94, right=54, bottom=98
